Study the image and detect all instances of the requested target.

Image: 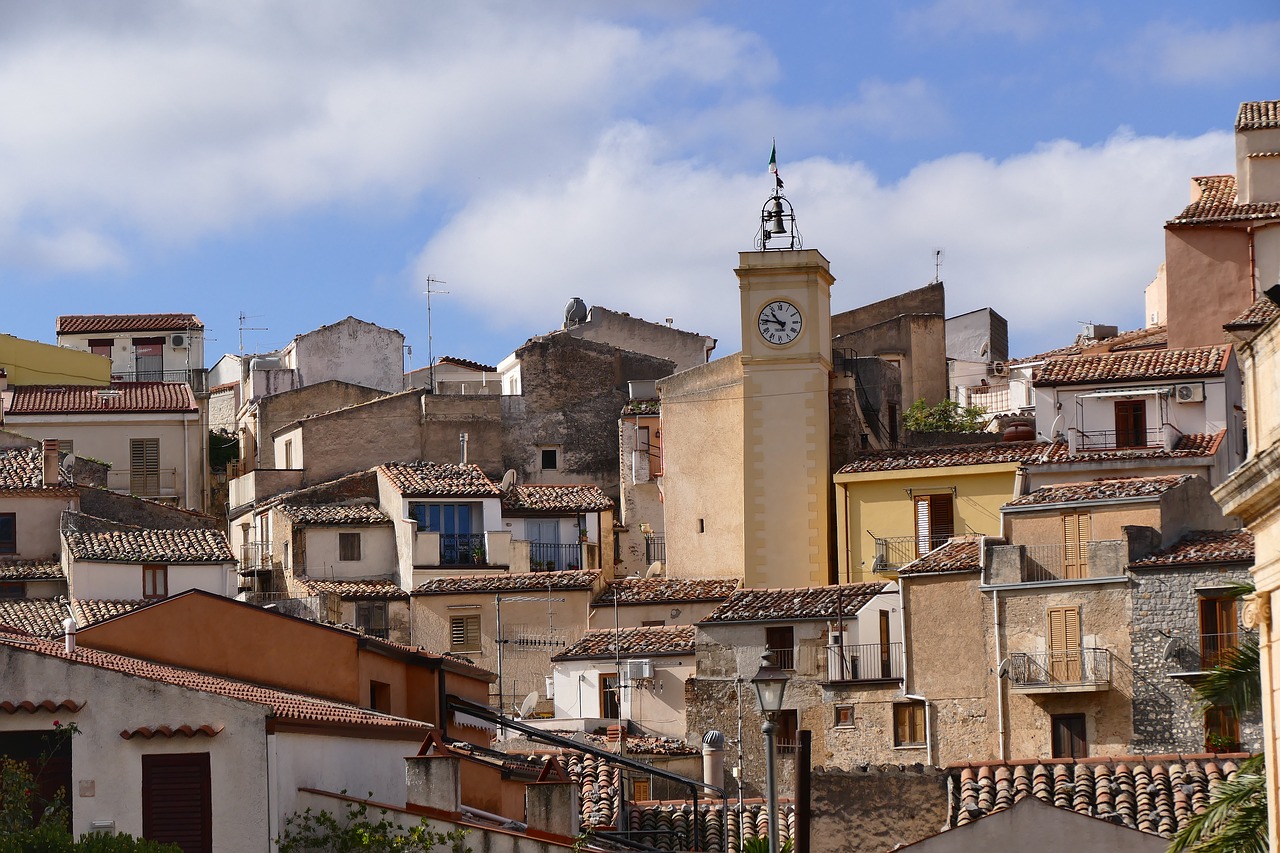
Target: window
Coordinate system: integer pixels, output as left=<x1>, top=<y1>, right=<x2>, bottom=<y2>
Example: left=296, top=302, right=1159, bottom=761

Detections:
left=89, top=338, right=113, bottom=358
left=129, top=438, right=160, bottom=496
left=914, top=493, right=954, bottom=556
left=143, top=565, right=168, bottom=600
left=283, top=439, right=293, bottom=469
left=641, top=619, right=666, bottom=627
left=776, top=709, right=799, bottom=753
left=1061, top=511, right=1090, bottom=579
left=133, top=337, right=164, bottom=381
left=600, top=673, right=621, bottom=719
left=894, top=701, right=926, bottom=747
left=1047, top=606, right=1082, bottom=682
left=540, top=447, right=559, bottom=471
left=57, top=439, right=74, bottom=454
left=1051, top=713, right=1087, bottom=758
left=0, top=583, right=22, bottom=599
left=338, top=532, right=361, bottom=561
left=142, top=753, right=211, bottom=851
left=765, top=626, right=795, bottom=670
left=1205, top=706, right=1241, bottom=751
left=356, top=601, right=388, bottom=639
left=369, top=680, right=391, bottom=713
left=631, top=778, right=651, bottom=802
left=1200, top=596, right=1239, bottom=670
left=1114, top=399, right=1147, bottom=448
left=834, top=705, right=855, bottom=728
left=450, top=615, right=481, bottom=652
left=0, top=513, right=14, bottom=554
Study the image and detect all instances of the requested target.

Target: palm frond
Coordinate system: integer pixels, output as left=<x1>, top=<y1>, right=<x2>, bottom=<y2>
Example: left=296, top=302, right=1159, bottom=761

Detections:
left=1169, top=756, right=1267, bottom=853
left=1195, top=635, right=1261, bottom=716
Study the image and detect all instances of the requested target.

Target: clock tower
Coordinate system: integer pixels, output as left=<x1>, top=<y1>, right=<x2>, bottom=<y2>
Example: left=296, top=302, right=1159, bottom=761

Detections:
left=737, top=191, right=834, bottom=586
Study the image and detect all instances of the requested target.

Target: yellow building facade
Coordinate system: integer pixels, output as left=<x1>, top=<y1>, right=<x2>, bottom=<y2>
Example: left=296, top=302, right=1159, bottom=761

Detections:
left=0, top=334, right=110, bottom=387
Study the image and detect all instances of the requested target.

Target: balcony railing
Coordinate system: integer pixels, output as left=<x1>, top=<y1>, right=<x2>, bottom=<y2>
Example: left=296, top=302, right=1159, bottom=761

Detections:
left=239, top=541, right=272, bottom=573
left=112, top=368, right=208, bottom=392
left=1076, top=427, right=1162, bottom=452
left=1009, top=648, right=1112, bottom=692
left=441, top=533, right=487, bottom=566
left=1167, top=632, right=1241, bottom=674
left=530, top=542, right=584, bottom=571
left=645, top=534, right=665, bottom=565
left=871, top=534, right=952, bottom=571
left=767, top=646, right=795, bottom=671
left=1012, top=541, right=1125, bottom=582
left=825, top=641, right=903, bottom=682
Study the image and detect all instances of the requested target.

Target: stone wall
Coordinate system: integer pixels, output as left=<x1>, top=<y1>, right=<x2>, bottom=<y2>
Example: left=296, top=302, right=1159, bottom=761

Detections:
left=810, top=764, right=950, bottom=853
left=77, top=486, right=222, bottom=530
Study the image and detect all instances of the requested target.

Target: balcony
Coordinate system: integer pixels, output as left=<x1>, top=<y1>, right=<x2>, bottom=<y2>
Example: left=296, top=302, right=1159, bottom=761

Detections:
left=1008, top=648, right=1112, bottom=693
left=238, top=541, right=273, bottom=574
left=112, top=368, right=209, bottom=393
left=767, top=646, right=795, bottom=671
left=530, top=542, right=586, bottom=571
left=440, top=533, right=488, bottom=566
left=987, top=540, right=1127, bottom=584
left=1166, top=632, right=1241, bottom=677
left=825, top=641, right=903, bottom=683
left=644, top=533, right=666, bottom=565
left=1074, top=427, right=1162, bottom=452
left=871, top=534, right=952, bottom=571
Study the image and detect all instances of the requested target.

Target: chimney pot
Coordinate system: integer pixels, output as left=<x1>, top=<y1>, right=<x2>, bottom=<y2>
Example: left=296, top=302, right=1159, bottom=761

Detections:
left=42, top=439, right=60, bottom=487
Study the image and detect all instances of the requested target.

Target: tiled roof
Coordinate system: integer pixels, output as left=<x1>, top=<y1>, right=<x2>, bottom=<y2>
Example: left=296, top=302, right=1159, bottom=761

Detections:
left=120, top=724, right=223, bottom=740
left=838, top=441, right=1048, bottom=474
left=296, top=576, right=409, bottom=600
left=701, top=582, right=889, bottom=623
left=1008, top=326, right=1168, bottom=366
left=554, top=625, right=695, bottom=660
left=7, top=383, right=197, bottom=414
left=1110, top=328, right=1168, bottom=351
left=1168, top=175, right=1280, bottom=225
left=1033, top=346, right=1229, bottom=386
left=501, top=484, right=614, bottom=513
left=277, top=503, right=391, bottom=525
left=209, top=381, right=238, bottom=394
left=949, top=755, right=1250, bottom=837
left=56, top=313, right=204, bottom=334
left=71, top=599, right=148, bottom=626
left=1, top=699, right=84, bottom=714
left=1238, top=100, right=1280, bottom=131
left=413, top=570, right=600, bottom=595
left=437, top=356, right=498, bottom=373
left=63, top=513, right=235, bottom=563
left=0, top=447, right=72, bottom=492
left=0, top=559, right=64, bottom=581
left=1034, top=431, right=1225, bottom=464
left=0, top=599, right=71, bottom=638
left=378, top=461, right=500, bottom=497
left=1005, top=474, right=1196, bottom=508
left=1225, top=298, right=1280, bottom=331
left=897, top=538, right=982, bottom=576
left=0, top=632, right=430, bottom=734
left=1130, top=529, right=1254, bottom=569
left=595, top=578, right=739, bottom=606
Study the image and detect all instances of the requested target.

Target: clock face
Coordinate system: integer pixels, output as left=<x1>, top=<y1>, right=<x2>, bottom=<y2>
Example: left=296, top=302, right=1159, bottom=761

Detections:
left=758, top=300, right=803, bottom=345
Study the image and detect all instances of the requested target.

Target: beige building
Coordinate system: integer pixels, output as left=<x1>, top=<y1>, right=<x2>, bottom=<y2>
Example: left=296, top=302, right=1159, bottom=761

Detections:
left=55, top=313, right=206, bottom=389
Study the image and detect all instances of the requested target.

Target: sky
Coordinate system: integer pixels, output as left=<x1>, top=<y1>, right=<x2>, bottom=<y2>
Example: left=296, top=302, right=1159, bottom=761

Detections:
left=2, top=0, right=1277, bottom=368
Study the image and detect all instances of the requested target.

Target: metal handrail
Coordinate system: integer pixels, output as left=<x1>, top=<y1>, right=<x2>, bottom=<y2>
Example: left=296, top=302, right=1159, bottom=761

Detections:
left=871, top=533, right=953, bottom=570
left=1009, top=648, right=1111, bottom=687
left=1077, top=427, right=1162, bottom=451
left=825, top=641, right=902, bottom=682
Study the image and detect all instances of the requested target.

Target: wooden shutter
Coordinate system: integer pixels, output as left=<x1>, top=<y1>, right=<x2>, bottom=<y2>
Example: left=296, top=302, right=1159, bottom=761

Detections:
left=451, top=615, right=480, bottom=651
left=1061, top=512, right=1090, bottom=579
left=1200, top=597, right=1238, bottom=669
left=130, top=438, right=160, bottom=496
left=142, top=753, right=212, bottom=852
left=1048, top=606, right=1082, bottom=682
left=914, top=494, right=954, bottom=556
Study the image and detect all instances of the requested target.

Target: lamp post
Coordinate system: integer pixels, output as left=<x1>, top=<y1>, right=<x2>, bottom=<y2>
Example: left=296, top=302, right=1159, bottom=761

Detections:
left=752, top=651, right=789, bottom=853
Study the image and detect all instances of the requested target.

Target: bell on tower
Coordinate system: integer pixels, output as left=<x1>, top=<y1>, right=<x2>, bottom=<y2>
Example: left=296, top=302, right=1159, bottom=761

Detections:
left=756, top=142, right=802, bottom=250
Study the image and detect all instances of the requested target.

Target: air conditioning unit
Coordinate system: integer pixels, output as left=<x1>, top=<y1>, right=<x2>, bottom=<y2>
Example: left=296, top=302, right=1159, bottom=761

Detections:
left=621, top=659, right=654, bottom=683
left=171, top=334, right=187, bottom=348
left=991, top=361, right=1009, bottom=377
left=1174, top=383, right=1204, bottom=403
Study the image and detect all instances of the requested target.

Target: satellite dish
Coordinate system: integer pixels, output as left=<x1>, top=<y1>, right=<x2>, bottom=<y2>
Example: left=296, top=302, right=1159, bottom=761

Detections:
left=569, top=731, right=591, bottom=744
left=1162, top=637, right=1180, bottom=661
left=645, top=561, right=665, bottom=578
left=63, top=454, right=77, bottom=468
left=518, top=691, right=539, bottom=719
left=499, top=469, right=517, bottom=492
left=996, top=658, right=1010, bottom=679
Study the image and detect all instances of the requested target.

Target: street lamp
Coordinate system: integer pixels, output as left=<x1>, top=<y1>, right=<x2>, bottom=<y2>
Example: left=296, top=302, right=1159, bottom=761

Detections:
left=752, top=651, right=790, bottom=853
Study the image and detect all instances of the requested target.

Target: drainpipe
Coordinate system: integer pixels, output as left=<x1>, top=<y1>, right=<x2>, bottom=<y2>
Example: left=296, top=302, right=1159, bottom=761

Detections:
left=992, top=587, right=1006, bottom=761
left=903, top=693, right=934, bottom=766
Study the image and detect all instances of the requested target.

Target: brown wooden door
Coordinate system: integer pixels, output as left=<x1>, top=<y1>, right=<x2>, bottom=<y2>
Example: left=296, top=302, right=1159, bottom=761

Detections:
left=1114, top=400, right=1147, bottom=448
left=1048, top=607, right=1082, bottom=682
left=914, top=494, right=954, bottom=556
left=142, top=753, right=212, bottom=853
left=1200, top=597, right=1238, bottom=670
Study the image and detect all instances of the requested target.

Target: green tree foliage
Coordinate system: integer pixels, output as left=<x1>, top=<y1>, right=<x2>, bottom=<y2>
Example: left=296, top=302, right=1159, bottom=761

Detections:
left=903, top=399, right=987, bottom=433
left=277, top=799, right=469, bottom=853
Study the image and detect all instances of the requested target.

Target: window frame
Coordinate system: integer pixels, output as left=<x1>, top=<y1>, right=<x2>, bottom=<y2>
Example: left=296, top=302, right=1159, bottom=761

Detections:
left=356, top=600, right=388, bottom=637
left=834, top=704, right=856, bottom=728
left=1051, top=713, right=1087, bottom=758
left=1114, top=399, right=1148, bottom=448
left=142, top=564, right=168, bottom=600
left=765, top=625, right=796, bottom=671
left=894, top=701, right=926, bottom=748
left=540, top=447, right=560, bottom=471
left=0, top=513, right=15, bottom=554
left=450, top=614, right=481, bottom=652
left=913, top=493, right=954, bottom=557
left=88, top=338, right=114, bottom=359
left=338, top=531, right=362, bottom=562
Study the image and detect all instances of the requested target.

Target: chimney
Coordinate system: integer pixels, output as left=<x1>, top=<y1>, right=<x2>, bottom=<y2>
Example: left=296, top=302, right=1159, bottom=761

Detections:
left=42, top=439, right=60, bottom=487
left=525, top=756, right=580, bottom=838
left=459, top=432, right=469, bottom=466
left=702, top=730, right=725, bottom=792
left=405, top=732, right=461, bottom=815
left=63, top=618, right=77, bottom=655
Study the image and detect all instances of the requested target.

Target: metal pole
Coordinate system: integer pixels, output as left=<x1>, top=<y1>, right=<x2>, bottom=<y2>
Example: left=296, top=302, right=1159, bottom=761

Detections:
left=495, top=593, right=504, bottom=720
left=763, top=716, right=778, bottom=853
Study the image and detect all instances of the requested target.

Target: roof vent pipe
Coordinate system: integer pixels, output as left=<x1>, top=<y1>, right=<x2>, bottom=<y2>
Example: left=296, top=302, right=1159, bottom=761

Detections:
left=63, top=618, right=77, bottom=655
left=459, top=432, right=468, bottom=466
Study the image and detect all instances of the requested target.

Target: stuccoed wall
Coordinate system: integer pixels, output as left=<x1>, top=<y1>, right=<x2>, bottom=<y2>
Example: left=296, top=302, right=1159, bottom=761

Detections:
left=810, top=765, right=950, bottom=853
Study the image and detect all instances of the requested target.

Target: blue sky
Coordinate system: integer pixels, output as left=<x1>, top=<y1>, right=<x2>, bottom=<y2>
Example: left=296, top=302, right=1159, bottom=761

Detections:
left=2, top=1, right=1277, bottom=367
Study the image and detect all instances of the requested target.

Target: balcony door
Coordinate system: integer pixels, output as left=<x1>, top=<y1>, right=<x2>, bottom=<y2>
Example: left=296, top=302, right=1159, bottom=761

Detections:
left=133, top=337, right=164, bottom=381
left=913, top=494, right=954, bottom=557
left=1114, top=399, right=1147, bottom=448
left=413, top=503, right=475, bottom=564
left=1199, top=596, right=1238, bottom=670
left=1047, top=606, right=1082, bottom=682
left=528, top=519, right=563, bottom=570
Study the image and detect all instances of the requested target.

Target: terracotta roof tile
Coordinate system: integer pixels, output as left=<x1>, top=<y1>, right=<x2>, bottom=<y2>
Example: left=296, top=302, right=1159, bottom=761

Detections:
left=1005, top=474, right=1195, bottom=508
left=0, top=447, right=72, bottom=491
left=1225, top=298, right=1280, bottom=330
left=701, top=582, right=889, bottom=623
left=1168, top=175, right=1280, bottom=225
left=1032, top=431, right=1225, bottom=463
left=1033, top=346, right=1229, bottom=386
left=554, top=625, right=695, bottom=660
left=0, top=633, right=429, bottom=734
left=502, top=484, right=614, bottom=513
left=209, top=381, right=238, bottom=393
left=277, top=504, right=391, bottom=525
left=0, top=559, right=64, bottom=581
left=897, top=538, right=982, bottom=576
left=120, top=724, right=223, bottom=739
left=437, top=356, right=498, bottom=373
left=413, top=570, right=600, bottom=595
left=71, top=599, right=148, bottom=626
left=296, top=576, right=409, bottom=600
left=1008, top=326, right=1168, bottom=366
left=595, top=578, right=739, bottom=606
left=838, top=441, right=1048, bottom=474
left=7, top=383, right=197, bottom=414
left=0, top=599, right=71, bottom=638
left=1130, top=529, right=1254, bottom=569
left=56, top=314, right=204, bottom=334
left=1238, top=100, right=1280, bottom=131
left=1110, top=328, right=1168, bottom=351
left=1, top=699, right=83, bottom=714
left=949, top=755, right=1251, bottom=836
left=378, top=461, right=500, bottom=497
left=63, top=513, right=234, bottom=563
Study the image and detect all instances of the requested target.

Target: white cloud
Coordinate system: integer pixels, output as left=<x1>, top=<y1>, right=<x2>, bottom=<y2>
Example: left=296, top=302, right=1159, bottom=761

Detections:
left=1121, top=19, right=1280, bottom=85
left=901, top=0, right=1058, bottom=41
left=415, top=124, right=1234, bottom=358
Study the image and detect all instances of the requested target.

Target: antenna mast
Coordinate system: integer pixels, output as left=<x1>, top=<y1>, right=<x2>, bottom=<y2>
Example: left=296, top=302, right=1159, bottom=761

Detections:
left=932, top=248, right=945, bottom=284
left=238, top=312, right=268, bottom=356
left=423, top=276, right=449, bottom=393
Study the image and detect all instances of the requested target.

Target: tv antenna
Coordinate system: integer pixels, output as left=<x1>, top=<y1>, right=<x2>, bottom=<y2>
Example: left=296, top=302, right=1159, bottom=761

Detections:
left=238, top=312, right=269, bottom=355
left=423, top=276, right=449, bottom=393
left=932, top=248, right=944, bottom=284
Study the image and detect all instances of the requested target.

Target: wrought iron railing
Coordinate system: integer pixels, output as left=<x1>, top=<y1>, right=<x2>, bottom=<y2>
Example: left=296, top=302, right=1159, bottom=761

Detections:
left=767, top=646, right=795, bottom=671
left=530, top=542, right=582, bottom=571
left=440, top=533, right=486, bottom=566
left=111, top=368, right=208, bottom=392
left=239, top=541, right=272, bottom=572
left=1076, top=427, right=1162, bottom=451
left=825, top=641, right=903, bottom=682
left=1015, top=541, right=1123, bottom=582
left=1165, top=632, right=1241, bottom=673
left=1009, top=648, right=1111, bottom=688
left=871, top=533, right=952, bottom=570
left=645, top=533, right=666, bottom=565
